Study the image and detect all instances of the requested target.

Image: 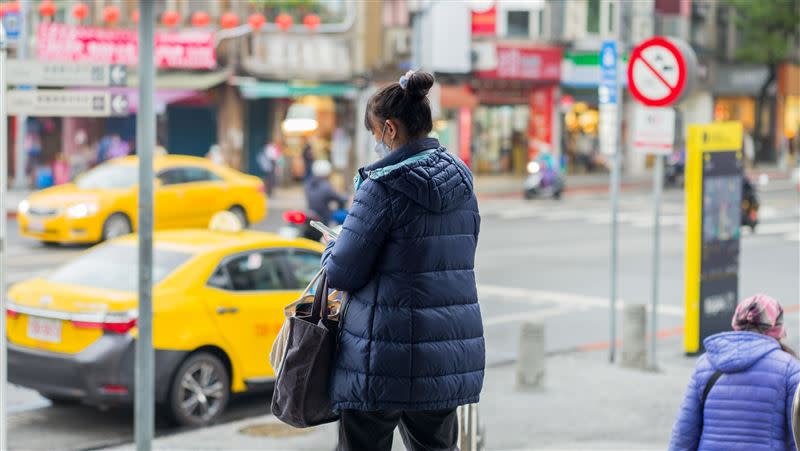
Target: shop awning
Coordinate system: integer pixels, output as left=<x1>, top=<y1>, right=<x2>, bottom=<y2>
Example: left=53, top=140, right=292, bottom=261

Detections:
left=126, top=69, right=231, bottom=90
left=238, top=81, right=357, bottom=99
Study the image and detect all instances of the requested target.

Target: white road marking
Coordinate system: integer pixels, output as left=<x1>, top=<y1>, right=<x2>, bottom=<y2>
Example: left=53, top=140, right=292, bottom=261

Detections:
left=478, top=284, right=684, bottom=327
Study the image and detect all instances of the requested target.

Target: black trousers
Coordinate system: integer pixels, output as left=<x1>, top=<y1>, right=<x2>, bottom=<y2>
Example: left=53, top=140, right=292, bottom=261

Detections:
left=337, top=408, right=459, bottom=451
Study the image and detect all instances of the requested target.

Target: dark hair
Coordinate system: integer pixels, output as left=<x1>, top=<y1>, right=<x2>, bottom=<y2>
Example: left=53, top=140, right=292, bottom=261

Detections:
left=782, top=342, right=798, bottom=359
left=364, top=71, right=435, bottom=139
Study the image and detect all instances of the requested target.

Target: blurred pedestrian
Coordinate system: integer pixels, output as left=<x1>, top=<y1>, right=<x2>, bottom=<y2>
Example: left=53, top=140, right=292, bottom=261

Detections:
left=206, top=144, right=225, bottom=166
left=303, top=159, right=346, bottom=225
left=302, top=137, right=314, bottom=180
left=257, top=141, right=281, bottom=196
left=669, top=294, right=800, bottom=451
left=322, top=70, right=484, bottom=451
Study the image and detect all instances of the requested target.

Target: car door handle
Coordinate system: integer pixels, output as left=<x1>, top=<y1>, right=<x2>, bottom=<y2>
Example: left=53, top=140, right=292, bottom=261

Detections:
left=216, top=307, right=239, bottom=315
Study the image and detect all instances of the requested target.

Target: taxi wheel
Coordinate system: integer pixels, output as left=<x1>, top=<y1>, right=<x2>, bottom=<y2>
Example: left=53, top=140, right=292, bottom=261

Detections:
left=229, top=206, right=249, bottom=228
left=102, top=213, right=132, bottom=241
left=168, top=352, right=230, bottom=428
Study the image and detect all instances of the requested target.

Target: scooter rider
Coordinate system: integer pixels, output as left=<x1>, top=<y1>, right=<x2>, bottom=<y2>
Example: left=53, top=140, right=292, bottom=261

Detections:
left=303, top=159, right=348, bottom=225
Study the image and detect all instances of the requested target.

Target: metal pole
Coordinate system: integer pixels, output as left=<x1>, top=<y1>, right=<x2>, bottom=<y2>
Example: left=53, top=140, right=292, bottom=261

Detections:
left=135, top=2, right=155, bottom=450
left=650, top=155, right=664, bottom=370
left=12, top=0, right=28, bottom=189
left=609, top=0, right=624, bottom=364
left=0, top=21, right=9, bottom=451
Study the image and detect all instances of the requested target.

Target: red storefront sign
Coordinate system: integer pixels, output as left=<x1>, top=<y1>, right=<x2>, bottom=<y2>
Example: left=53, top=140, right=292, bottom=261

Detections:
left=477, top=46, right=562, bottom=81
left=37, top=23, right=216, bottom=70
left=459, top=107, right=472, bottom=168
left=528, top=87, right=554, bottom=159
left=471, top=5, right=496, bottom=36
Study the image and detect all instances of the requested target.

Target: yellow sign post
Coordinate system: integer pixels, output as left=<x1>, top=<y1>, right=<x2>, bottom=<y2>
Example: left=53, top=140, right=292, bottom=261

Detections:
left=684, top=121, right=744, bottom=354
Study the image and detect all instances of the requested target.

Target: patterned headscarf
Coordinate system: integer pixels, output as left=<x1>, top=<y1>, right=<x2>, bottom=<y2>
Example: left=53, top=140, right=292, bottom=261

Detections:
left=732, top=294, right=786, bottom=339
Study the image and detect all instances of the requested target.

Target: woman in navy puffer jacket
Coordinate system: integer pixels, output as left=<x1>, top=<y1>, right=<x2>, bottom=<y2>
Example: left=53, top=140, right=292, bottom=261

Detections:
left=669, top=294, right=800, bottom=451
left=322, top=71, right=483, bottom=451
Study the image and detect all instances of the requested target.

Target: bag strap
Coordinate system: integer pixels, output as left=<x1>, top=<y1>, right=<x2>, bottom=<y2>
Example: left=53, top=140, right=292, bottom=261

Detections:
left=700, top=370, right=723, bottom=432
left=310, top=272, right=329, bottom=324
left=283, top=269, right=324, bottom=316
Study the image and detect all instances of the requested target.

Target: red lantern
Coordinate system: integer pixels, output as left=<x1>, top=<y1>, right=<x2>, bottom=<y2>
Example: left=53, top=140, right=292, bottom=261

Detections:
left=161, top=10, right=180, bottom=27
left=38, top=0, right=56, bottom=18
left=247, top=13, right=266, bottom=30
left=191, top=11, right=211, bottom=27
left=303, top=14, right=321, bottom=30
left=275, top=13, right=293, bottom=31
left=132, top=9, right=139, bottom=23
left=220, top=12, right=239, bottom=29
left=103, top=5, right=120, bottom=25
left=71, top=2, right=89, bottom=21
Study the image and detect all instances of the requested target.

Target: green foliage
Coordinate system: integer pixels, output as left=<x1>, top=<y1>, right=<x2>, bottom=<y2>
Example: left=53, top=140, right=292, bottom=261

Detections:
left=725, top=0, right=800, bottom=64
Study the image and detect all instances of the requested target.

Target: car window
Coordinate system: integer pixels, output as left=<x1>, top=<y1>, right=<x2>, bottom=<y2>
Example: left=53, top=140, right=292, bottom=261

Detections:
left=157, top=168, right=187, bottom=186
left=284, top=251, right=322, bottom=290
left=207, top=266, right=230, bottom=290
left=184, top=167, right=222, bottom=183
left=223, top=251, right=287, bottom=292
left=48, top=244, right=192, bottom=291
left=76, top=164, right=137, bottom=189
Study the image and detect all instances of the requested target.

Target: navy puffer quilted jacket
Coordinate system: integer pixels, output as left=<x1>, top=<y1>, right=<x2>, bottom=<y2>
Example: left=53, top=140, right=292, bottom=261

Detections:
left=669, top=332, right=800, bottom=451
left=322, top=137, right=484, bottom=412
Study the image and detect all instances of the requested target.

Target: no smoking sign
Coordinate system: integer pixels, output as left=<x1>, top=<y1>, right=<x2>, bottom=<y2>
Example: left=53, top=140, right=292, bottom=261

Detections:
left=627, top=37, right=697, bottom=107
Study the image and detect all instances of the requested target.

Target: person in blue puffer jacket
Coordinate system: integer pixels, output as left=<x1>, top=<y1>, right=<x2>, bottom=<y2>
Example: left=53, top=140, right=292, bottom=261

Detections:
left=669, top=294, right=800, bottom=451
left=321, top=70, right=483, bottom=451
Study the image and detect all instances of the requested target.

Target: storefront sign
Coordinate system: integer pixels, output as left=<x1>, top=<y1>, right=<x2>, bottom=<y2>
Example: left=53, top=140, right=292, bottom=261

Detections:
left=632, top=106, right=676, bottom=155
left=712, top=64, right=769, bottom=95
left=6, top=60, right=127, bottom=87
left=477, top=46, right=561, bottom=81
left=36, top=23, right=216, bottom=70
left=243, top=34, right=352, bottom=80
left=459, top=107, right=472, bottom=168
left=684, top=121, right=743, bottom=354
left=6, top=89, right=129, bottom=117
left=528, top=87, right=554, bottom=159
left=471, top=5, right=496, bottom=36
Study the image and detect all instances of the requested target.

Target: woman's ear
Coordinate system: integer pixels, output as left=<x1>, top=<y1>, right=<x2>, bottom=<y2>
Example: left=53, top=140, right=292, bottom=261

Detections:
left=385, top=119, right=399, bottom=142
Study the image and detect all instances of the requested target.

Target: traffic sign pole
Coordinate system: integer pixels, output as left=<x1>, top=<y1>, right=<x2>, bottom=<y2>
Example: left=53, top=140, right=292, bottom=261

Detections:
left=650, top=153, right=664, bottom=370
left=0, top=21, right=9, bottom=451
left=135, top=1, right=155, bottom=449
left=12, top=0, right=28, bottom=190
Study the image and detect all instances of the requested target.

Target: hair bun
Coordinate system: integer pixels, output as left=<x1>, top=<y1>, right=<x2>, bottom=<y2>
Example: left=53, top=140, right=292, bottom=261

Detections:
left=405, top=71, right=434, bottom=99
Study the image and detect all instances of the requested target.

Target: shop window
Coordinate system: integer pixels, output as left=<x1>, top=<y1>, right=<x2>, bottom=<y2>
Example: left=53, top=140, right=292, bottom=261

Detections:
left=507, top=11, right=530, bottom=38
left=587, top=0, right=601, bottom=34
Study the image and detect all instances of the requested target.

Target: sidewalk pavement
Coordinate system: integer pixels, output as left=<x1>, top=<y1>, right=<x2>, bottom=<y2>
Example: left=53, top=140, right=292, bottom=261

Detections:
left=105, top=335, right=695, bottom=451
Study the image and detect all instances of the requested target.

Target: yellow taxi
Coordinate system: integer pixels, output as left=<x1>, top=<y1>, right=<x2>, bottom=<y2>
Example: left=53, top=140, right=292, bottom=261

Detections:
left=17, top=155, right=267, bottom=244
left=6, top=225, right=324, bottom=426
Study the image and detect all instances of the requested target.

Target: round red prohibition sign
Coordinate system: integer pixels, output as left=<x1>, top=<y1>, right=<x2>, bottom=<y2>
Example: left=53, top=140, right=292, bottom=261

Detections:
left=627, top=37, right=687, bottom=107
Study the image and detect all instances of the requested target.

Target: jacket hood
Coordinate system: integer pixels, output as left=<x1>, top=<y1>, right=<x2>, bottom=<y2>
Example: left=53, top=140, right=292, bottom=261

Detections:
left=703, top=331, right=780, bottom=373
left=360, top=138, right=474, bottom=213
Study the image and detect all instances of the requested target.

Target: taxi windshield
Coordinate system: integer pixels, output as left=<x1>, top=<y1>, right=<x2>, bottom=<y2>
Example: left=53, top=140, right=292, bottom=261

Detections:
left=76, top=164, right=137, bottom=190
left=48, top=244, right=192, bottom=291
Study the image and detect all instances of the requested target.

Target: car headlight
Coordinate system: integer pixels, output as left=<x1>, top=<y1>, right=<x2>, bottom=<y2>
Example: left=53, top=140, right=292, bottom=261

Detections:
left=527, top=162, right=541, bottom=174
left=18, top=200, right=30, bottom=215
left=66, top=203, right=99, bottom=219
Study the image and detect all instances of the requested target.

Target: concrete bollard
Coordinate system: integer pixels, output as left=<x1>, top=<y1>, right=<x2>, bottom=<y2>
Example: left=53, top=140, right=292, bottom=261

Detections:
left=622, top=304, right=647, bottom=369
left=516, top=321, right=545, bottom=390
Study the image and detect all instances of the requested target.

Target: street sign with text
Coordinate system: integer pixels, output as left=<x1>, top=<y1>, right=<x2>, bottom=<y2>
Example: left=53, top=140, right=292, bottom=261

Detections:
left=6, top=90, right=129, bottom=117
left=632, top=106, right=676, bottom=155
left=6, top=61, right=127, bottom=87
left=599, top=40, right=618, bottom=156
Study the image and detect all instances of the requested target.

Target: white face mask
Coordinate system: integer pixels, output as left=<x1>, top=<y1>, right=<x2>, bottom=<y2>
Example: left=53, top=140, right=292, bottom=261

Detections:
left=374, top=123, right=394, bottom=158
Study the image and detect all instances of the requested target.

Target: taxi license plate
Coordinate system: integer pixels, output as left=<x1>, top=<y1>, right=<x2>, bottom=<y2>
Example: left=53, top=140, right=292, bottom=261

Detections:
left=27, top=317, right=62, bottom=343
left=28, top=220, right=45, bottom=233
